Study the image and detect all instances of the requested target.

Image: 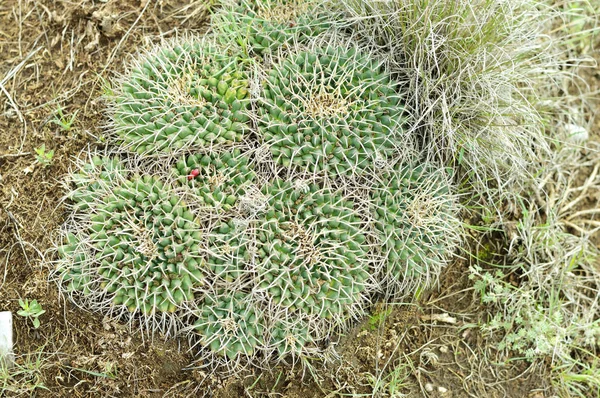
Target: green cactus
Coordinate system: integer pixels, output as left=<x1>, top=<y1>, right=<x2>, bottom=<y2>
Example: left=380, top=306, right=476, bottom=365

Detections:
left=212, top=0, right=331, bottom=56
left=194, top=292, right=264, bottom=360
left=171, top=149, right=256, bottom=212
left=58, top=157, right=206, bottom=319
left=67, top=156, right=127, bottom=211
left=196, top=178, right=371, bottom=357
left=257, top=46, right=407, bottom=177
left=370, top=163, right=460, bottom=295
left=205, top=217, right=255, bottom=282
left=108, top=38, right=251, bottom=155
left=57, top=34, right=461, bottom=368
left=92, top=176, right=205, bottom=314
left=257, top=179, right=371, bottom=321
left=202, top=178, right=373, bottom=317
left=270, top=318, right=314, bottom=358
left=56, top=232, right=92, bottom=294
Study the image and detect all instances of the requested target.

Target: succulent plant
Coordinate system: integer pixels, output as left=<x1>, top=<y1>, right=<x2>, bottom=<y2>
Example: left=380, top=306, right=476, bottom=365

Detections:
left=205, top=217, right=256, bottom=283
left=57, top=157, right=206, bottom=324
left=194, top=292, right=264, bottom=360
left=57, top=33, right=461, bottom=369
left=269, top=318, right=314, bottom=359
left=108, top=38, right=251, bottom=155
left=195, top=178, right=372, bottom=359
left=92, top=176, right=205, bottom=314
left=370, top=163, right=460, bottom=295
left=172, top=149, right=256, bottom=212
left=257, top=46, right=407, bottom=177
left=212, top=0, right=331, bottom=56
left=56, top=232, right=92, bottom=294
left=256, top=179, right=371, bottom=323
left=66, top=156, right=127, bottom=211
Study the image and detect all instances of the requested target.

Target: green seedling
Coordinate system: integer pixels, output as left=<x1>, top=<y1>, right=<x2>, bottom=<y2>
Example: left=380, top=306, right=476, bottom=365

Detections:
left=366, top=305, right=393, bottom=331
left=17, top=299, right=45, bottom=329
left=34, top=144, right=54, bottom=167
left=50, top=105, right=78, bottom=131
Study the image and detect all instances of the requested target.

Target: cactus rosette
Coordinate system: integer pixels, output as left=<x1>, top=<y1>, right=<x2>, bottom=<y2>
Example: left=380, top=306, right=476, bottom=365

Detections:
left=256, top=179, right=371, bottom=325
left=268, top=317, right=315, bottom=359
left=196, top=178, right=374, bottom=360
left=107, top=38, right=251, bottom=155
left=56, top=156, right=207, bottom=333
left=171, top=149, right=256, bottom=212
left=370, top=163, right=460, bottom=295
left=212, top=0, right=331, bottom=56
left=257, top=46, right=407, bottom=177
left=194, top=291, right=265, bottom=361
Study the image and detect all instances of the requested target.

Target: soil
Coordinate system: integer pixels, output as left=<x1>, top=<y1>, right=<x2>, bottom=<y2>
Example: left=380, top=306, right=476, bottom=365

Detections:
left=0, top=1, right=597, bottom=397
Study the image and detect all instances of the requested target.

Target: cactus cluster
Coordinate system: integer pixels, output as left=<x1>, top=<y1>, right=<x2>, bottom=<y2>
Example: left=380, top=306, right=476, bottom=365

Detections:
left=56, top=9, right=461, bottom=370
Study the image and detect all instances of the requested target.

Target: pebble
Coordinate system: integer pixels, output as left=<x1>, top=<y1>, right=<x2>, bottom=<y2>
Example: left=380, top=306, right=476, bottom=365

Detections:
left=565, top=123, right=588, bottom=143
left=0, top=311, right=14, bottom=368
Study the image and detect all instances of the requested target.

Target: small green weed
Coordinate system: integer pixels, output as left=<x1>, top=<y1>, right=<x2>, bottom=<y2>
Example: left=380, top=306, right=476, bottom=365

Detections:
left=50, top=105, right=78, bottom=131
left=17, top=299, right=45, bottom=329
left=34, top=144, right=54, bottom=168
left=366, top=304, right=393, bottom=331
left=367, top=355, right=414, bottom=397
left=0, top=350, right=50, bottom=394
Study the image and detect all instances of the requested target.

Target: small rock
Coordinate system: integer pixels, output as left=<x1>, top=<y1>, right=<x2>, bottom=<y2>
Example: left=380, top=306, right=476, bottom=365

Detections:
left=0, top=312, right=14, bottom=368
left=565, top=123, right=588, bottom=143
left=438, top=386, right=448, bottom=393
left=425, top=383, right=434, bottom=392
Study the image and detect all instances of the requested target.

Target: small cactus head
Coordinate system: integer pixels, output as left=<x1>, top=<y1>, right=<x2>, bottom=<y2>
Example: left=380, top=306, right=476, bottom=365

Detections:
left=257, top=45, right=408, bottom=177
left=107, top=38, right=251, bottom=155
left=212, top=0, right=331, bottom=56
left=269, top=317, right=315, bottom=360
left=256, top=179, right=371, bottom=325
left=91, top=176, right=204, bottom=314
left=56, top=157, right=206, bottom=334
left=370, top=163, right=460, bottom=296
left=194, top=292, right=264, bottom=361
left=171, top=149, right=256, bottom=212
